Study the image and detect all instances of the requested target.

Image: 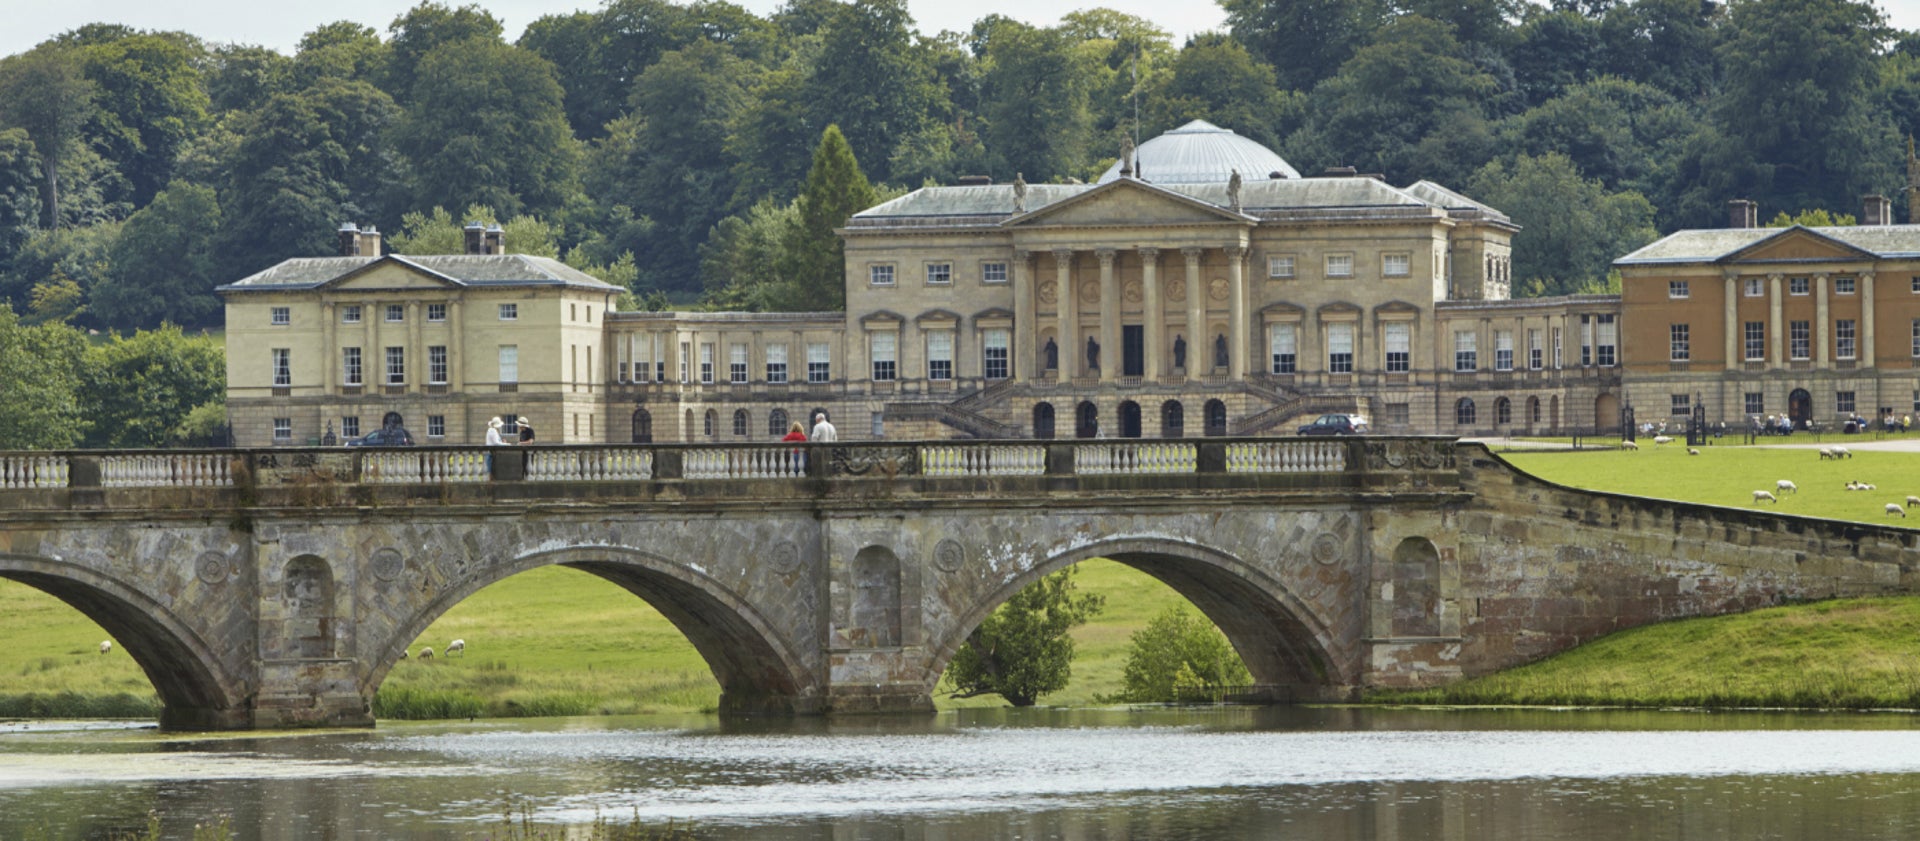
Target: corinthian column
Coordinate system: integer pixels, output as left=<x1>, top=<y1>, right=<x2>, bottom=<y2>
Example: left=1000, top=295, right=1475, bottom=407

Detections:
left=1013, top=251, right=1035, bottom=381
left=1183, top=247, right=1205, bottom=374
left=1054, top=249, right=1076, bottom=378
left=1226, top=245, right=1247, bottom=379
left=1141, top=247, right=1162, bottom=380
left=1097, top=248, right=1118, bottom=383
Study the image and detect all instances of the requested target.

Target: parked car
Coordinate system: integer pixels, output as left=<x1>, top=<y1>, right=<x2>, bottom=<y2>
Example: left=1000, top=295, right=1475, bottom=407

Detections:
left=1296, top=413, right=1370, bottom=436
left=346, top=427, right=415, bottom=447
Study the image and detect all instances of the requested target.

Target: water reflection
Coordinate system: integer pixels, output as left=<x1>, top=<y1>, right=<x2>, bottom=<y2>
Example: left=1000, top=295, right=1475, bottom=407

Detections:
left=4, top=707, right=1920, bottom=839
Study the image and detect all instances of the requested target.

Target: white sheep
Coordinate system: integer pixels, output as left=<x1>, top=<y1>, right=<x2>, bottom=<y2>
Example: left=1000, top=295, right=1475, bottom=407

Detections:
left=1620, top=440, right=1639, bottom=450
left=1832, top=446, right=1853, bottom=459
left=446, top=639, right=466, bottom=658
left=1776, top=479, right=1797, bottom=494
left=1887, top=503, right=1907, bottom=518
left=1862, top=482, right=1878, bottom=491
left=1753, top=490, right=1777, bottom=504
left=1687, top=448, right=1701, bottom=456
left=98, top=640, right=111, bottom=655
left=419, top=646, right=435, bottom=659
left=1846, top=481, right=1863, bottom=491
left=399, top=648, right=409, bottom=660
left=1653, top=435, right=1673, bottom=445
left=1907, top=495, right=1920, bottom=508
left=1819, top=448, right=1836, bottom=460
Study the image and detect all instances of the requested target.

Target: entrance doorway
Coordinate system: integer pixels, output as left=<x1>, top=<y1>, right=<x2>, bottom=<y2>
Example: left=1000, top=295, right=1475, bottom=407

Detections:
left=1789, top=388, right=1813, bottom=429
left=1594, top=393, right=1619, bottom=433
left=1118, top=401, right=1142, bottom=438
left=631, top=408, right=652, bottom=443
left=1075, top=401, right=1099, bottom=438
left=1122, top=325, right=1145, bottom=377
left=1033, top=403, right=1056, bottom=439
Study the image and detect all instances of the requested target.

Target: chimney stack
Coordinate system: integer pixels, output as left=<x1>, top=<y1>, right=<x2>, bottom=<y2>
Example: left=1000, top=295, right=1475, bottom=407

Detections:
left=357, top=225, right=381, bottom=256
left=337, top=223, right=360, bottom=256
left=1728, top=199, right=1757, bottom=229
left=463, top=222, right=486, bottom=255
left=1863, top=194, right=1891, bottom=226
left=484, top=224, right=505, bottom=255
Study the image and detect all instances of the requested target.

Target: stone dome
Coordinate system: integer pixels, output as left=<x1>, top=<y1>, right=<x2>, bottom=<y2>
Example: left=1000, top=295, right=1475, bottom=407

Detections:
left=1096, top=120, right=1301, bottom=185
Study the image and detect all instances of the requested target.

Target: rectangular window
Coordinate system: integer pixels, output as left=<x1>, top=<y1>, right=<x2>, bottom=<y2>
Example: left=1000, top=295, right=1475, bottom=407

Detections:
left=1268, top=255, right=1295, bottom=278
left=871, top=333, right=897, bottom=381
left=766, top=343, right=789, bottom=383
left=1671, top=394, right=1690, bottom=416
left=1912, top=277, right=1920, bottom=294
left=1454, top=330, right=1478, bottom=372
left=1386, top=323, right=1411, bottom=373
left=1669, top=280, right=1689, bottom=299
left=927, top=331, right=953, bottom=380
left=341, top=416, right=360, bottom=439
left=1669, top=324, right=1690, bottom=361
left=808, top=342, right=831, bottom=383
left=1527, top=329, right=1542, bottom=370
left=1269, top=324, right=1297, bottom=374
left=1580, top=316, right=1594, bottom=366
left=1790, top=320, right=1810, bottom=360
left=1495, top=330, right=1514, bottom=371
left=1836, top=276, right=1856, bottom=295
left=982, top=262, right=1008, bottom=284
left=1386, top=403, right=1409, bottom=426
left=984, top=329, right=1010, bottom=379
left=271, top=306, right=290, bottom=325
left=343, top=347, right=363, bottom=386
left=428, top=345, right=448, bottom=384
left=386, top=304, right=405, bottom=322
left=1790, top=277, right=1810, bottom=296
left=498, top=345, right=518, bottom=383
left=1746, top=278, right=1764, bottom=297
left=427, top=415, right=445, bottom=438
left=1595, top=314, right=1617, bottom=366
left=1383, top=254, right=1410, bottom=277
left=1912, top=320, right=1920, bottom=358
left=699, top=343, right=715, bottom=384
left=427, top=303, right=447, bottom=322
left=871, top=412, right=885, bottom=437
left=342, top=305, right=362, bottom=324
left=271, top=348, right=291, bottom=386
left=730, top=343, right=748, bottom=384
left=1838, top=391, right=1856, bottom=414
left=1552, top=326, right=1562, bottom=368
left=925, top=263, right=951, bottom=285
left=1836, top=319, right=1856, bottom=360
left=499, top=303, right=518, bottom=320
left=1745, top=321, right=1766, bottom=361
left=385, top=346, right=405, bottom=384
left=1325, top=254, right=1353, bottom=278
left=1326, top=323, right=1354, bottom=373
left=272, top=418, right=291, bottom=442
left=870, top=265, right=895, bottom=285
left=1745, top=392, right=1764, bottom=416
left=679, top=341, right=690, bottom=383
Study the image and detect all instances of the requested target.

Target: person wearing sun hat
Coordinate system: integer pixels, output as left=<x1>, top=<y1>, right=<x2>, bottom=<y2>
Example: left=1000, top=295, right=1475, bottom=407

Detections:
left=485, top=416, right=505, bottom=446
left=516, top=417, right=535, bottom=445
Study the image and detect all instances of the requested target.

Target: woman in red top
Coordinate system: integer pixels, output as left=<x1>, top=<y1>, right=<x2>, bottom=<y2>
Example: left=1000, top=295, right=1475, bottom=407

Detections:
left=780, top=421, right=808, bottom=442
left=781, top=421, right=809, bottom=473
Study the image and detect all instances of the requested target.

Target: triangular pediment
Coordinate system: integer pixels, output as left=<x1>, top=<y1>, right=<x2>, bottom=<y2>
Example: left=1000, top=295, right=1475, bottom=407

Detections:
left=1004, top=179, right=1250, bottom=229
left=321, top=257, right=464, bottom=291
left=1723, top=226, right=1878, bottom=264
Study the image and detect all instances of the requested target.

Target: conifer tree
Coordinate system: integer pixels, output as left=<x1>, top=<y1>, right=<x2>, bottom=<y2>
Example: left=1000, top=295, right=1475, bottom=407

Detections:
left=778, top=125, right=875, bottom=311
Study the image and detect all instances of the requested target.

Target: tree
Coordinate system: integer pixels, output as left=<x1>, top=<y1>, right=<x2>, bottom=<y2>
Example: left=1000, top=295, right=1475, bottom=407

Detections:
left=92, top=182, right=223, bottom=330
left=0, top=129, right=39, bottom=277
left=945, top=567, right=1105, bottom=706
left=293, top=21, right=390, bottom=88
left=77, top=325, right=224, bottom=449
left=388, top=205, right=559, bottom=257
left=0, top=304, right=89, bottom=449
left=0, top=46, right=95, bottom=228
left=74, top=33, right=211, bottom=207
left=0, top=221, right=121, bottom=327
left=383, top=1, right=504, bottom=102
left=1223, top=0, right=1386, bottom=92
left=1116, top=606, right=1251, bottom=703
left=778, top=125, right=876, bottom=311
left=800, top=0, right=947, bottom=185
left=977, top=21, right=1096, bottom=183
left=700, top=197, right=801, bottom=310
left=1468, top=153, right=1658, bottom=297
left=1766, top=208, right=1858, bottom=227
left=1141, top=34, right=1296, bottom=152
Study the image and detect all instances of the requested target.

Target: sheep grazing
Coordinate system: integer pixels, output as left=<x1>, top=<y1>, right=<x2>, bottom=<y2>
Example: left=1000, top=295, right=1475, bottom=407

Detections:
left=1887, top=503, right=1908, bottom=518
left=1907, top=495, right=1920, bottom=508
left=98, top=640, right=111, bottom=655
left=399, top=649, right=409, bottom=660
left=1752, top=490, right=1777, bottom=504
left=446, top=639, right=466, bottom=658
left=1687, top=448, right=1701, bottom=456
left=1776, top=479, right=1797, bottom=494
left=1846, top=481, right=1863, bottom=491
left=1861, top=482, right=1878, bottom=491
left=1620, top=440, right=1639, bottom=451
left=419, top=646, right=435, bottom=659
left=1832, top=446, right=1853, bottom=459
left=1819, top=447, right=1836, bottom=460
left=1653, top=435, right=1674, bottom=445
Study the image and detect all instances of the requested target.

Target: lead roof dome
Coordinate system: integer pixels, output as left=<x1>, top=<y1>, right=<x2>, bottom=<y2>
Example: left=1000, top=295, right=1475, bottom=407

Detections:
left=1096, top=119, right=1302, bottom=185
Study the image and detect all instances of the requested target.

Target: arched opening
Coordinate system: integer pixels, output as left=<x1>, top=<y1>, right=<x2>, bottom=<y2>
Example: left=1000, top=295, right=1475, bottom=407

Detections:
left=1595, top=392, right=1619, bottom=433
left=1161, top=400, right=1184, bottom=438
left=631, top=408, right=653, bottom=443
left=1455, top=397, right=1476, bottom=427
left=1118, top=400, right=1143, bottom=438
left=1075, top=401, right=1099, bottom=438
left=0, top=558, right=247, bottom=730
left=1550, top=395, right=1561, bottom=431
left=1527, top=396, right=1541, bottom=429
left=1389, top=537, right=1442, bottom=638
left=1789, top=388, right=1813, bottom=429
left=851, top=546, right=902, bottom=648
left=1204, top=399, right=1227, bottom=436
left=732, top=409, right=749, bottom=438
left=1032, top=402, right=1056, bottom=439
left=768, top=408, right=790, bottom=437
left=683, top=409, right=694, bottom=442
left=703, top=409, right=717, bottom=438
left=281, top=555, right=336, bottom=659
left=1494, top=396, right=1512, bottom=426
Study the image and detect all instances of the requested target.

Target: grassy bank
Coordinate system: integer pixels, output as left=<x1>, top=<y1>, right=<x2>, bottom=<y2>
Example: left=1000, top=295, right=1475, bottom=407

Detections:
left=1498, top=445, right=1920, bottom=525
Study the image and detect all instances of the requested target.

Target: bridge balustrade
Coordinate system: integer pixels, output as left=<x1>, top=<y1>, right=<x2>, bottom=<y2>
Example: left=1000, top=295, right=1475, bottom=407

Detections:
left=362, top=450, right=487, bottom=485
left=919, top=444, right=1046, bottom=477
left=1225, top=440, right=1347, bottom=473
left=526, top=448, right=654, bottom=482
left=1, top=454, right=68, bottom=489
left=1074, top=442, right=1197, bottom=475
left=684, top=446, right=809, bottom=480
left=101, top=453, right=232, bottom=488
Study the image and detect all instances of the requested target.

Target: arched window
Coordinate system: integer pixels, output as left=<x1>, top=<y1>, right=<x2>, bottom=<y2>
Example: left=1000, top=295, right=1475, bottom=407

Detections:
left=631, top=408, right=652, bottom=443
left=1495, top=397, right=1512, bottom=425
left=1391, top=537, right=1442, bottom=637
left=683, top=409, right=694, bottom=442
left=768, top=408, right=790, bottom=437
left=1527, top=396, right=1541, bottom=425
left=1118, top=401, right=1142, bottom=438
left=1204, top=399, right=1227, bottom=437
left=852, top=546, right=902, bottom=647
left=1075, top=401, right=1099, bottom=438
left=1455, top=398, right=1476, bottom=426
left=1161, top=400, right=1184, bottom=438
left=282, top=556, right=335, bottom=659
left=1032, top=403, right=1056, bottom=439
left=733, top=409, right=749, bottom=437
left=704, top=409, right=717, bottom=437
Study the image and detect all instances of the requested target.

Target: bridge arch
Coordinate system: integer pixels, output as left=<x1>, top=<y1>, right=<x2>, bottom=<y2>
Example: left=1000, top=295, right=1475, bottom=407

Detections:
left=0, top=553, right=248, bottom=730
left=369, top=544, right=817, bottom=716
left=925, top=536, right=1348, bottom=701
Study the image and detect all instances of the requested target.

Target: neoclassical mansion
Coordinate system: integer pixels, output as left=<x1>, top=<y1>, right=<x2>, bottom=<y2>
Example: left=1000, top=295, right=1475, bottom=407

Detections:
left=220, top=121, right=1920, bottom=447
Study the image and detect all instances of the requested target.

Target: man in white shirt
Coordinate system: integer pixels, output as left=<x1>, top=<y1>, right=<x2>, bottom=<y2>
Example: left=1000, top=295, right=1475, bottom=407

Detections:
left=810, top=412, right=838, bottom=443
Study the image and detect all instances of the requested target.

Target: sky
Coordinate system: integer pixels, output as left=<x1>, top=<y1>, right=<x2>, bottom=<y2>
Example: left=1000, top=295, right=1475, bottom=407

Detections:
left=8, top=0, right=1920, bottom=60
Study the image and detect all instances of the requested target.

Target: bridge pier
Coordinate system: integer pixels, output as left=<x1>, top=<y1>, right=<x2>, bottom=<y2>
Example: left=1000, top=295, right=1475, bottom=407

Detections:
left=253, top=660, right=373, bottom=729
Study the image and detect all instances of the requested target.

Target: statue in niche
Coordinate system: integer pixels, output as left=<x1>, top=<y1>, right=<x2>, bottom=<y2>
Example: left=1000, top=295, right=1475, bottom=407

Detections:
left=1173, top=334, right=1187, bottom=370
left=1228, top=169, right=1243, bottom=211
left=1086, top=336, right=1101, bottom=371
left=1214, top=334, right=1229, bottom=369
left=1012, top=172, right=1028, bottom=213
left=1043, top=337, right=1058, bottom=370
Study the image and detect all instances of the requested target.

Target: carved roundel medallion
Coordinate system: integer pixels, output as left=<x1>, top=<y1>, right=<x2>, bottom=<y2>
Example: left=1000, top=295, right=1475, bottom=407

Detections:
left=1079, top=280, right=1100, bottom=304
left=1310, top=533, right=1342, bottom=565
left=933, top=538, right=966, bottom=573
left=1122, top=280, right=1143, bottom=303
left=1208, top=278, right=1229, bottom=302
left=1037, top=280, right=1058, bottom=305
left=771, top=540, right=803, bottom=574
left=1166, top=278, right=1187, bottom=301
left=371, top=547, right=405, bottom=582
left=195, top=551, right=228, bottom=586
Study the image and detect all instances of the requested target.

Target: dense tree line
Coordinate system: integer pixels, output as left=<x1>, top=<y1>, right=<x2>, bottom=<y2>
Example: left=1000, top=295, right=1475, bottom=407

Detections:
left=0, top=0, right=1915, bottom=333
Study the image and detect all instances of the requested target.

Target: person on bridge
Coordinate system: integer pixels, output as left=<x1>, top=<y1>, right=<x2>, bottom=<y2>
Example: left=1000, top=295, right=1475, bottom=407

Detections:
left=485, top=417, right=506, bottom=447
left=781, top=422, right=809, bottom=443
left=810, top=412, right=838, bottom=443
left=517, top=418, right=535, bottom=445
left=783, top=421, right=810, bottom=473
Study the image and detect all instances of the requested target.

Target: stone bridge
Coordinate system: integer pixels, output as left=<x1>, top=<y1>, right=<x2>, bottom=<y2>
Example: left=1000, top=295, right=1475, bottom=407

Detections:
left=1, top=438, right=1914, bottom=730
